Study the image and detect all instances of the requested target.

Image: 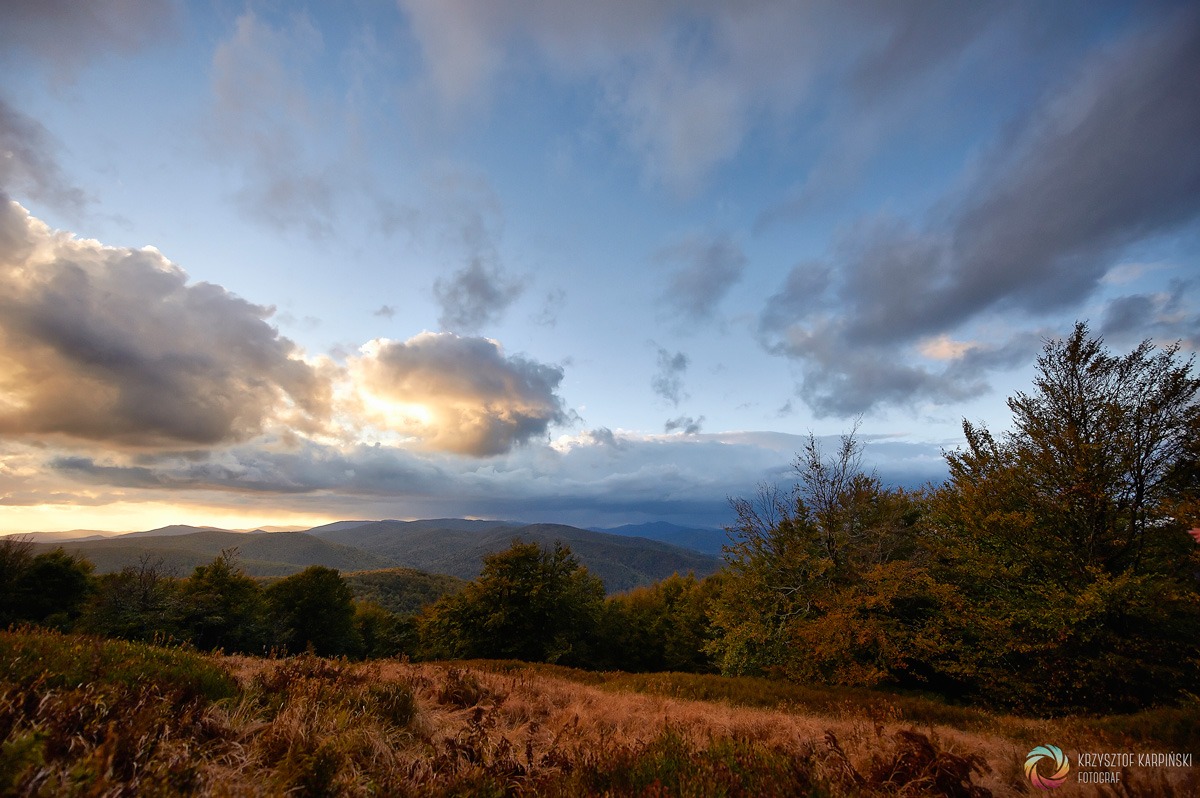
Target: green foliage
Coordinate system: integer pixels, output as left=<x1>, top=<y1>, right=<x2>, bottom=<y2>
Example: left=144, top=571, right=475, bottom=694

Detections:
left=710, top=323, right=1200, bottom=714
left=175, top=548, right=269, bottom=653
left=597, top=572, right=721, bottom=673
left=0, top=538, right=34, bottom=627
left=0, top=540, right=94, bottom=630
left=80, top=554, right=180, bottom=642
left=343, top=567, right=466, bottom=615
left=266, top=565, right=360, bottom=656
left=354, top=600, right=417, bottom=659
left=0, top=628, right=237, bottom=703
left=419, top=539, right=605, bottom=665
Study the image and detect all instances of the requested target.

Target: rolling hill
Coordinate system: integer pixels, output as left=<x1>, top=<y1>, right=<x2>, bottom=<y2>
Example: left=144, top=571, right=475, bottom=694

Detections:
left=591, top=522, right=730, bottom=556
left=342, top=568, right=467, bottom=614
left=28, top=518, right=724, bottom=592
left=35, top=529, right=400, bottom=577
left=309, top=520, right=722, bottom=593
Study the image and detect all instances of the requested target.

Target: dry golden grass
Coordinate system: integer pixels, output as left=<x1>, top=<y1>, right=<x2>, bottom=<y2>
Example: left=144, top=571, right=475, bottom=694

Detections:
left=212, top=655, right=1199, bottom=797
left=5, top=631, right=1197, bottom=796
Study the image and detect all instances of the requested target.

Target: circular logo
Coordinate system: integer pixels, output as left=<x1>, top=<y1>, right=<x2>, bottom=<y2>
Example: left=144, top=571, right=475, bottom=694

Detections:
left=1025, top=745, right=1070, bottom=790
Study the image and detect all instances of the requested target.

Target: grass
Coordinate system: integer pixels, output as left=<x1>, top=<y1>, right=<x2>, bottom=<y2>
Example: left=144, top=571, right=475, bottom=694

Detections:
left=2, top=629, right=1197, bottom=796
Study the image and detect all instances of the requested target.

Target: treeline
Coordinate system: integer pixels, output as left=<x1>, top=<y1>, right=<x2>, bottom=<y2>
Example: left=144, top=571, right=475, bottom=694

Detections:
left=0, top=537, right=719, bottom=673
left=2, top=323, right=1197, bottom=716
left=0, top=546, right=391, bottom=658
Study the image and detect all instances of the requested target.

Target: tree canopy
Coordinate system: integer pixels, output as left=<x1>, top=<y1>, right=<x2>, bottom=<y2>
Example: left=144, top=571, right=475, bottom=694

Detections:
left=710, top=323, right=1200, bottom=713
left=420, top=539, right=605, bottom=665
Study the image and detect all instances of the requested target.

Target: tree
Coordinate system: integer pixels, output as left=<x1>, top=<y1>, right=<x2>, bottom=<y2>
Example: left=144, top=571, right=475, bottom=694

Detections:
left=596, top=573, right=720, bottom=673
left=1003, top=322, right=1200, bottom=574
left=82, top=554, right=179, bottom=642
left=175, top=549, right=268, bottom=653
left=932, top=323, right=1200, bottom=711
left=16, top=548, right=95, bottom=629
left=354, top=601, right=416, bottom=659
left=0, top=542, right=94, bottom=628
left=0, top=537, right=35, bottom=627
left=0, top=540, right=95, bottom=630
left=419, top=540, right=605, bottom=665
left=709, top=430, right=945, bottom=686
left=266, top=566, right=360, bottom=656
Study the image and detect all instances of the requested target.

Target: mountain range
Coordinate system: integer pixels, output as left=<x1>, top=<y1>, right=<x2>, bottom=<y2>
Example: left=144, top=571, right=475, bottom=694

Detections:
left=25, top=519, right=724, bottom=593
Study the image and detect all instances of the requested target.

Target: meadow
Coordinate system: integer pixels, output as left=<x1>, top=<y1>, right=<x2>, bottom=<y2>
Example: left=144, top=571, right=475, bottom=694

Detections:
left=2, top=629, right=1196, bottom=797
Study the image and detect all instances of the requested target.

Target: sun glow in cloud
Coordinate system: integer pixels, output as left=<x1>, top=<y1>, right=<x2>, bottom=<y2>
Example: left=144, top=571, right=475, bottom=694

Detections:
left=918, top=335, right=975, bottom=361
left=358, top=389, right=436, bottom=431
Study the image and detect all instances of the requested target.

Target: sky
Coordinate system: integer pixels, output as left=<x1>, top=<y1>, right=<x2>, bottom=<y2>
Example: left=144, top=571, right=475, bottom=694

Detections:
left=0, top=0, right=1197, bottom=533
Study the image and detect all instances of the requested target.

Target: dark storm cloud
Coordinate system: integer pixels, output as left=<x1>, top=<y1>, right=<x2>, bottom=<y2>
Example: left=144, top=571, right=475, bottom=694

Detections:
left=760, top=7, right=1200, bottom=416
left=657, top=233, right=746, bottom=321
left=0, top=98, right=87, bottom=213
left=777, top=322, right=1041, bottom=418
left=433, top=258, right=525, bottom=334
left=847, top=1, right=1014, bottom=101
left=0, top=198, right=329, bottom=448
left=651, top=348, right=689, bottom=406
left=355, top=332, right=566, bottom=456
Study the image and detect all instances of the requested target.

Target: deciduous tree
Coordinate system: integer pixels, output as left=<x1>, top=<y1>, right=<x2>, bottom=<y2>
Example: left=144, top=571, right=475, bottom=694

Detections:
left=420, top=539, right=604, bottom=665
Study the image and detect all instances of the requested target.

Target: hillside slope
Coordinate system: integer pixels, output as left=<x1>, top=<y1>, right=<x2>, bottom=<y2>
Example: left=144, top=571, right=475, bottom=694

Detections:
left=37, top=530, right=400, bottom=576
left=343, top=567, right=467, bottom=614
left=310, top=520, right=721, bottom=593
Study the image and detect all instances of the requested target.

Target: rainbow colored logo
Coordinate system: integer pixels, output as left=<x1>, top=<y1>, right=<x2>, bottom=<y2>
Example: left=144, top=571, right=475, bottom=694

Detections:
left=1025, top=745, right=1070, bottom=790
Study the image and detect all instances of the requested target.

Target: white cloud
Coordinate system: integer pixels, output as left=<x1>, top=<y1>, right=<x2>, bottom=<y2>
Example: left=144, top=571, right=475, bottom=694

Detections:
left=351, top=332, right=567, bottom=456
left=0, top=197, right=328, bottom=449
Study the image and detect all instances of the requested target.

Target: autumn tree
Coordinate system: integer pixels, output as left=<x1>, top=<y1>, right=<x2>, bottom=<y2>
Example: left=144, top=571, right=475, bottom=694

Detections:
left=596, top=572, right=720, bottom=673
left=931, top=323, right=1200, bottom=711
left=708, top=430, right=951, bottom=687
left=419, top=540, right=605, bottom=665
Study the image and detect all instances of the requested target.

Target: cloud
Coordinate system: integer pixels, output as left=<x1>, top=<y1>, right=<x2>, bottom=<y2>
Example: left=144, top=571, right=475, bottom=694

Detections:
left=651, top=348, right=689, bottom=405
left=393, top=3, right=1060, bottom=196
left=0, top=98, right=87, bottom=213
left=51, top=439, right=448, bottom=497
left=0, top=197, right=328, bottom=448
left=406, top=167, right=527, bottom=334
left=28, top=415, right=953, bottom=528
left=433, top=259, right=525, bottom=333
left=352, top=332, right=567, bottom=456
left=759, top=8, right=1200, bottom=416
left=532, top=288, right=566, bottom=328
left=664, top=415, right=704, bottom=435
left=1101, top=279, right=1199, bottom=350
left=374, top=305, right=397, bottom=319
left=0, top=0, right=175, bottom=81
left=657, top=233, right=746, bottom=321
left=208, top=11, right=344, bottom=237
